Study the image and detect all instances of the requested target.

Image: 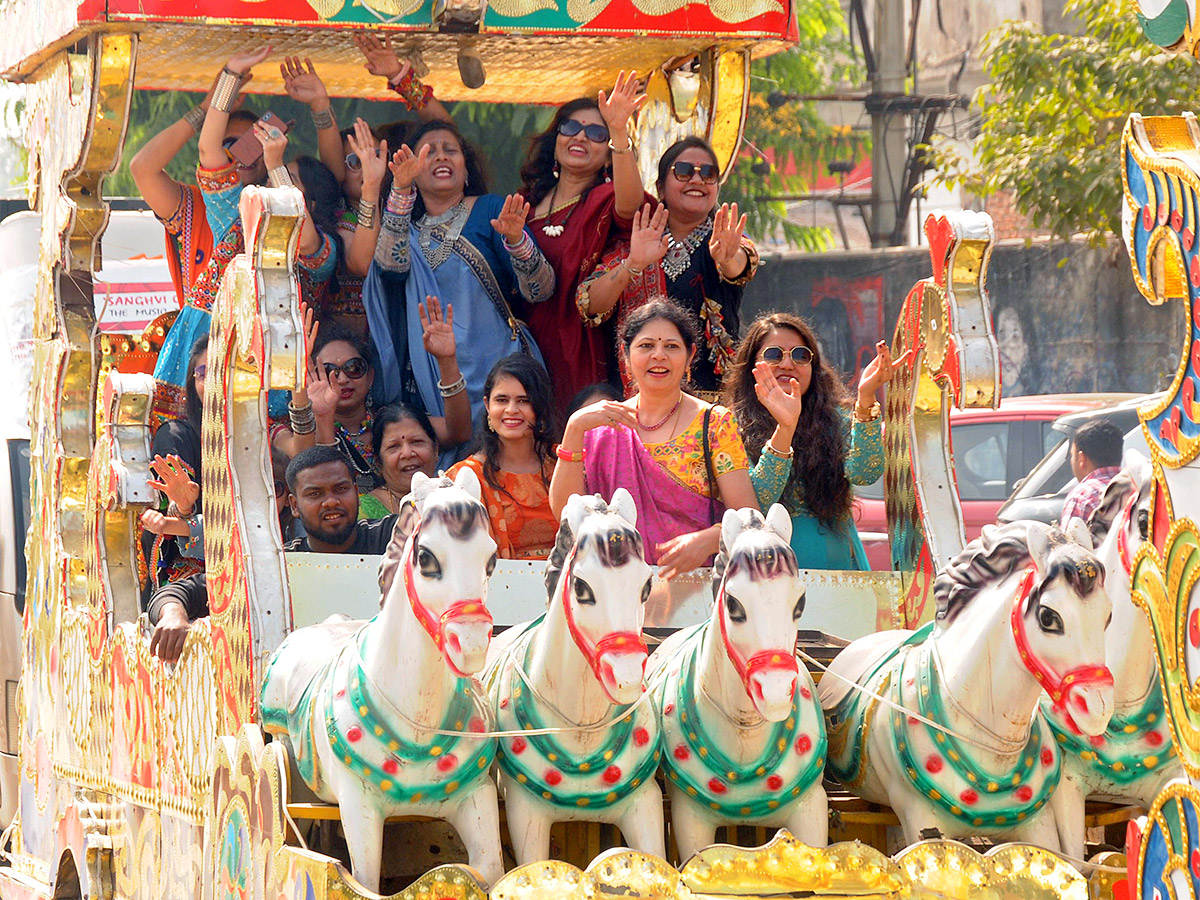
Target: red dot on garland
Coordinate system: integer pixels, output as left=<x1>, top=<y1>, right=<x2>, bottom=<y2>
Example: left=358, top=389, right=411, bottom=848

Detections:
left=708, top=777, right=727, bottom=794
left=511, top=737, right=527, bottom=755
left=1088, top=735, right=1106, bottom=747
left=1172, top=210, right=1184, bottom=230
left=960, top=789, right=978, bottom=805
left=603, top=765, right=622, bottom=784
left=346, top=726, right=363, bottom=743
left=674, top=744, right=691, bottom=761
left=469, top=718, right=485, bottom=733
left=925, top=755, right=943, bottom=774
left=767, top=774, right=784, bottom=791
left=437, top=753, right=458, bottom=773
left=664, top=703, right=675, bottom=715
left=335, top=689, right=347, bottom=699
left=795, top=735, right=812, bottom=754
left=500, top=698, right=509, bottom=709
left=907, top=715, right=919, bottom=726
left=383, top=759, right=398, bottom=775
left=1016, top=785, right=1033, bottom=802
left=545, top=769, right=563, bottom=786
left=1147, top=731, right=1164, bottom=747
left=799, top=686, right=812, bottom=700
left=1041, top=748, right=1054, bottom=766
left=633, top=727, right=650, bottom=746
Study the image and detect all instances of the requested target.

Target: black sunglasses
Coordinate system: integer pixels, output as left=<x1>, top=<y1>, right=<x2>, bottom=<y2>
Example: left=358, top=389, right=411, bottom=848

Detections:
left=558, top=118, right=610, bottom=143
left=322, top=357, right=370, bottom=380
left=671, top=160, right=719, bottom=184
left=344, top=149, right=381, bottom=171
left=760, top=346, right=813, bottom=366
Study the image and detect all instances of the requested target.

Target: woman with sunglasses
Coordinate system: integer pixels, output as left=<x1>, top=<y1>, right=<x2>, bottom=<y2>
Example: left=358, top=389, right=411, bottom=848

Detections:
left=307, top=297, right=470, bottom=490
left=516, top=73, right=648, bottom=411
left=368, top=119, right=553, bottom=433
left=577, top=137, right=758, bottom=400
left=724, top=312, right=901, bottom=570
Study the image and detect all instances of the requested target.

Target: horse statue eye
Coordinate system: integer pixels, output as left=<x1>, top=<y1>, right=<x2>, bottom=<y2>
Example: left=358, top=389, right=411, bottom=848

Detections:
left=417, top=546, right=442, bottom=579
left=640, top=579, right=652, bottom=605
left=486, top=552, right=497, bottom=577
left=793, top=593, right=806, bottom=621
left=1137, top=508, right=1150, bottom=542
left=573, top=576, right=595, bottom=605
left=1036, top=605, right=1063, bottom=634
left=725, top=593, right=746, bottom=623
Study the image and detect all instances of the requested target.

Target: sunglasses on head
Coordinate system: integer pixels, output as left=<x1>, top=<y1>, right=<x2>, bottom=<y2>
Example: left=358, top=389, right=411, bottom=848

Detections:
left=671, top=160, right=719, bottom=184
left=322, top=357, right=370, bottom=380
left=344, top=149, right=381, bottom=171
left=760, top=346, right=813, bottom=366
left=558, top=118, right=610, bottom=143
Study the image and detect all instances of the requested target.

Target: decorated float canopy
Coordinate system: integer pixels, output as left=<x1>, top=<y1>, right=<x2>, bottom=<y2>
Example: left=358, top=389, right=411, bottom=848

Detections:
left=0, top=0, right=796, bottom=105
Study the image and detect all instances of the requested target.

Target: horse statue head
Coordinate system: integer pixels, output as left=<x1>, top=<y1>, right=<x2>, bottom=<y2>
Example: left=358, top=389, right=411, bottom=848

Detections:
left=935, top=520, right=1115, bottom=737
left=379, top=467, right=498, bottom=676
left=711, top=504, right=804, bottom=722
left=543, top=489, right=653, bottom=704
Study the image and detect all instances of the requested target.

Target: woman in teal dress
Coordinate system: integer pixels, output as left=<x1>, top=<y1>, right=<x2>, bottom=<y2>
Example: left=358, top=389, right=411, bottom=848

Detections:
left=725, top=312, right=900, bottom=570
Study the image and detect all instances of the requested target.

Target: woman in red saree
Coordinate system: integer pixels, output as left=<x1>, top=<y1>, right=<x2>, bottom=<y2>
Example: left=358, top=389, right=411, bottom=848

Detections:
left=549, top=300, right=760, bottom=578
left=518, top=72, right=649, bottom=412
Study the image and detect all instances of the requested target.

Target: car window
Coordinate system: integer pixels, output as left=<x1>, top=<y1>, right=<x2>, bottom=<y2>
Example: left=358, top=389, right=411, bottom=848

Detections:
left=953, top=422, right=1010, bottom=501
left=1042, top=421, right=1067, bottom=456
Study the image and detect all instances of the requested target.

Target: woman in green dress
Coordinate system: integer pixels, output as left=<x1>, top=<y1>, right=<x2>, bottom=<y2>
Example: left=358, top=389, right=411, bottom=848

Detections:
left=724, top=312, right=900, bottom=570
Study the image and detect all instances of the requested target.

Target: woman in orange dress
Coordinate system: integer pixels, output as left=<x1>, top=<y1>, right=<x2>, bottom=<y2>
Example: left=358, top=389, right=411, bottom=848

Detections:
left=447, top=355, right=559, bottom=560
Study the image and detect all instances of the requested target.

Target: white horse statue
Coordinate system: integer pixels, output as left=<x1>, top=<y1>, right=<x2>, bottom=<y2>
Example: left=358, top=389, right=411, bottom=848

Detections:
left=1047, top=457, right=1183, bottom=857
left=485, top=491, right=664, bottom=864
left=648, top=505, right=827, bottom=860
left=260, top=469, right=503, bottom=891
left=820, top=521, right=1114, bottom=848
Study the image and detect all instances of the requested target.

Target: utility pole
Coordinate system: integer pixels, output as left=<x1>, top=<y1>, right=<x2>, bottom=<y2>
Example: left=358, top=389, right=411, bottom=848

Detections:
left=869, top=0, right=908, bottom=247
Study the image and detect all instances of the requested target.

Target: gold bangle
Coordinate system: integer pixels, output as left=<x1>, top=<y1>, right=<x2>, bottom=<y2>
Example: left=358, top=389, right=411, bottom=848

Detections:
left=853, top=401, right=881, bottom=423
left=608, top=135, right=634, bottom=154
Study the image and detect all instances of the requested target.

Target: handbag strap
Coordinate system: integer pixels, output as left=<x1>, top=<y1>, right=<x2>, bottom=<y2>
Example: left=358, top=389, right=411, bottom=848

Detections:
left=701, top=405, right=717, bottom=525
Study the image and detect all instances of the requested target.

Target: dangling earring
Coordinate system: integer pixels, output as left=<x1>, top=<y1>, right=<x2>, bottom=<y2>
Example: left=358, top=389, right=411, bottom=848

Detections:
left=486, top=416, right=495, bottom=431
left=604, top=165, right=612, bottom=184
left=553, top=161, right=560, bottom=180
left=464, top=172, right=469, bottom=188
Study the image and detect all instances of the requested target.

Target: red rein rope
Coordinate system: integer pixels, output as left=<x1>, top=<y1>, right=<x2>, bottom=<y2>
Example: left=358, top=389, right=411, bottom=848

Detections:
left=1009, top=566, right=1113, bottom=734
left=715, top=581, right=798, bottom=699
left=558, top=546, right=648, bottom=699
left=403, top=530, right=493, bottom=677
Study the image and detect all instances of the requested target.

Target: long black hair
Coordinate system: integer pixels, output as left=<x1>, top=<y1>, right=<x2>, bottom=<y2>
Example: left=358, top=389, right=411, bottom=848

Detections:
left=471, top=355, right=558, bottom=493
left=407, top=120, right=489, bottom=220
left=519, top=98, right=608, bottom=208
left=723, top=312, right=853, bottom=528
left=185, top=334, right=209, bottom=427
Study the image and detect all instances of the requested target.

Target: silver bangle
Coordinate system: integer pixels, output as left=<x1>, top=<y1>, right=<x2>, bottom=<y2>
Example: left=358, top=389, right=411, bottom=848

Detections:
left=183, top=105, right=206, bottom=133
left=210, top=69, right=243, bottom=113
left=288, top=401, right=316, bottom=435
left=310, top=107, right=335, bottom=130
left=356, top=199, right=376, bottom=231
left=437, top=375, right=466, bottom=398
left=268, top=166, right=293, bottom=188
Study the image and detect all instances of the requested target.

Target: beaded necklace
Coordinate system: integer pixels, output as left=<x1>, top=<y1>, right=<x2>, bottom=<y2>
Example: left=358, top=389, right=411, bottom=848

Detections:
left=662, top=217, right=713, bottom=281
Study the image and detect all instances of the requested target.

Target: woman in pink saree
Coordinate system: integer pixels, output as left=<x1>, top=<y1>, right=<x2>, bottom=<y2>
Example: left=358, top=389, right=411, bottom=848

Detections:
left=549, top=299, right=760, bottom=578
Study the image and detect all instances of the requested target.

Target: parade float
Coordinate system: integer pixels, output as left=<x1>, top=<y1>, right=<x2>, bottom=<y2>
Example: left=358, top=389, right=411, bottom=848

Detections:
left=0, top=1, right=1185, bottom=898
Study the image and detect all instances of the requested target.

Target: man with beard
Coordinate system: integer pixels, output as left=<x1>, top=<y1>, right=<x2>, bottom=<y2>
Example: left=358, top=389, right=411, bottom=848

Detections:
left=147, top=446, right=398, bottom=662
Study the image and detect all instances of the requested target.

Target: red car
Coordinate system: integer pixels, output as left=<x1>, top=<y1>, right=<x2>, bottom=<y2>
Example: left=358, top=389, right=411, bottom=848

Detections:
left=853, top=393, right=1140, bottom=570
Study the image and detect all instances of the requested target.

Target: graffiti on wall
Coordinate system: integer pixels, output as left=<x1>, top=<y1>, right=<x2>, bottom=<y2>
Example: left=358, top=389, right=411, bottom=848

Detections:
left=805, top=275, right=886, bottom=382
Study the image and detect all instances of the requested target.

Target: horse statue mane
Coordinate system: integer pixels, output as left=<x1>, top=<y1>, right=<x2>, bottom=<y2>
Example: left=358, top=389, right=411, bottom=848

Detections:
left=542, top=492, right=646, bottom=601
left=711, top=506, right=800, bottom=597
left=1086, top=453, right=1152, bottom=547
left=932, top=521, right=1101, bottom=628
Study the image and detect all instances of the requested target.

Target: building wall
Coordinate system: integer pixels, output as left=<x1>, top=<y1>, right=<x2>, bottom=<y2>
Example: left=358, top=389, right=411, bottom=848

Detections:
left=741, top=236, right=1185, bottom=398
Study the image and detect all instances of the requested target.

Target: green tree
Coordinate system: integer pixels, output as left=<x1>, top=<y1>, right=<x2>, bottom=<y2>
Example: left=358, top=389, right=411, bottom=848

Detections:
left=928, top=0, right=1200, bottom=244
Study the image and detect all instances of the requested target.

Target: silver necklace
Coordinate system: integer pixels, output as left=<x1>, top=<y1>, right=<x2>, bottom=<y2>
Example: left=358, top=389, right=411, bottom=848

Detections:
left=662, top=217, right=713, bottom=281
left=417, top=200, right=468, bottom=269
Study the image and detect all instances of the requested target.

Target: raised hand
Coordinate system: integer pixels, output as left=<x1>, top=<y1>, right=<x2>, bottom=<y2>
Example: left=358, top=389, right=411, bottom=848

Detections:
left=419, top=296, right=457, bottom=361
left=753, top=361, right=802, bottom=428
left=226, top=45, right=271, bottom=77
left=280, top=56, right=329, bottom=108
left=149, top=454, right=200, bottom=513
left=628, top=202, right=669, bottom=270
left=491, top=194, right=531, bottom=244
left=858, top=340, right=903, bottom=401
left=568, top=399, right=640, bottom=435
left=348, top=119, right=387, bottom=193
left=353, top=33, right=406, bottom=81
left=389, top=143, right=429, bottom=192
left=709, top=202, right=747, bottom=266
left=254, top=119, right=289, bottom=169
left=598, top=69, right=647, bottom=138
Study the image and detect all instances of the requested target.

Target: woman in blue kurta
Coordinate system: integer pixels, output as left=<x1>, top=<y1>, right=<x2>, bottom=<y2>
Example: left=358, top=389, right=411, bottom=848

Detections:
left=365, top=120, right=554, bottom=435
left=725, top=312, right=900, bottom=570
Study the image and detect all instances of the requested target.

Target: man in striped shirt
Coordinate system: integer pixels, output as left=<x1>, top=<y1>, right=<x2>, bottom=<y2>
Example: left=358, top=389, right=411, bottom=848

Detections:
left=1059, top=419, right=1124, bottom=529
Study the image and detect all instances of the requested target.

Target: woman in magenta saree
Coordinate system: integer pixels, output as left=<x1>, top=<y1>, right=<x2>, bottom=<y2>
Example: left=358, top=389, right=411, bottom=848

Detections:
left=550, top=300, right=760, bottom=578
